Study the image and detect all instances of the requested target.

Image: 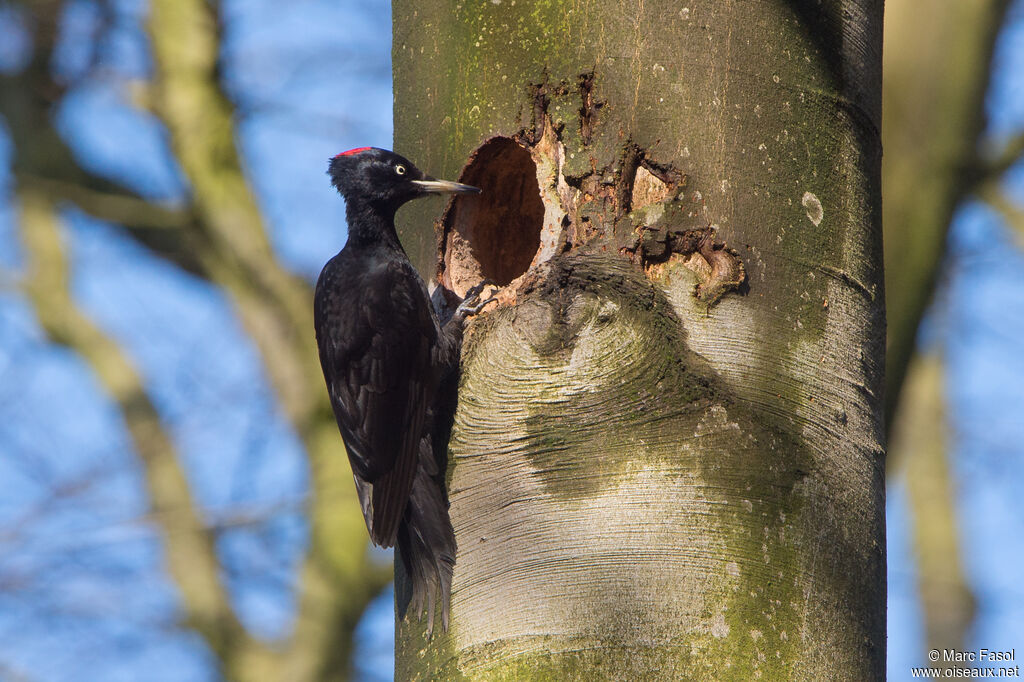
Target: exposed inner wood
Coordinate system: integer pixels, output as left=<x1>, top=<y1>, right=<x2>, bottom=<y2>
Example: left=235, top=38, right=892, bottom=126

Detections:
left=442, top=138, right=544, bottom=295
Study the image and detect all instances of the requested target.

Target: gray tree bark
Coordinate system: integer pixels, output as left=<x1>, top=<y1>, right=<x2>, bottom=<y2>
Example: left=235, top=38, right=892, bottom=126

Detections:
left=393, top=1, right=885, bottom=679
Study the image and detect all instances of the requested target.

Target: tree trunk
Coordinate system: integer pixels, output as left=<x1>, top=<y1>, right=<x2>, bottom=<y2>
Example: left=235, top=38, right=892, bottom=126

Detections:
left=393, top=1, right=885, bottom=679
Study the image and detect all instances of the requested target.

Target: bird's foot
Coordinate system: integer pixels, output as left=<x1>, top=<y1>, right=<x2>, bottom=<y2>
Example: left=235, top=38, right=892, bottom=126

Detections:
left=457, top=280, right=498, bottom=317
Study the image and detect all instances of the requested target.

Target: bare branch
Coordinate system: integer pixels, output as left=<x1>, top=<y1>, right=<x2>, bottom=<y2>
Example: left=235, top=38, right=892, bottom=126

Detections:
left=0, top=45, right=203, bottom=274
left=14, top=172, right=208, bottom=273
left=144, top=0, right=393, bottom=676
left=16, top=172, right=186, bottom=229
left=967, top=131, right=1024, bottom=190
left=15, top=186, right=278, bottom=679
left=0, top=659, right=38, bottom=682
left=891, top=352, right=976, bottom=671
left=2, top=1, right=391, bottom=677
left=146, top=0, right=326, bottom=429
left=977, top=181, right=1024, bottom=242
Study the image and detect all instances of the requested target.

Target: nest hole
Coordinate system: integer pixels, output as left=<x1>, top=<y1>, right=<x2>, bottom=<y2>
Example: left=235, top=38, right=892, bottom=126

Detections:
left=442, top=137, right=544, bottom=296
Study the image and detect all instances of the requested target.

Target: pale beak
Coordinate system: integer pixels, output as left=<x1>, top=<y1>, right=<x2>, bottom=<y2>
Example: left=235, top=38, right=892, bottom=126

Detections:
left=410, top=178, right=481, bottom=194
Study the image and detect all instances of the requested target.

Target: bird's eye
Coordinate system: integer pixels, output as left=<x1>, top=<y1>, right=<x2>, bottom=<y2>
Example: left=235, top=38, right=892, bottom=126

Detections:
left=395, top=165, right=407, bottom=175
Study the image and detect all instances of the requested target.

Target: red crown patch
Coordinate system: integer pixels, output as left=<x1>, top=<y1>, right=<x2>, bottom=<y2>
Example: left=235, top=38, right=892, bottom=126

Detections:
left=334, top=147, right=372, bottom=158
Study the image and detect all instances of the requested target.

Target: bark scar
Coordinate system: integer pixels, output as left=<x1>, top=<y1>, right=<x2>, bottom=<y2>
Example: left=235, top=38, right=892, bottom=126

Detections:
left=578, top=71, right=602, bottom=145
left=525, top=74, right=569, bottom=145
left=513, top=78, right=745, bottom=308
left=621, top=225, right=748, bottom=306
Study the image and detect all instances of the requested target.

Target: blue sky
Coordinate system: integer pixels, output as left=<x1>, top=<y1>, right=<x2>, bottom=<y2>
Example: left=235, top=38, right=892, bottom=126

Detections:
left=0, top=2, right=1022, bottom=681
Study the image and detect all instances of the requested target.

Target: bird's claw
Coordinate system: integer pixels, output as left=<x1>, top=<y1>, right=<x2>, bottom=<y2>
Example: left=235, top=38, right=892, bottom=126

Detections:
left=459, top=296, right=497, bottom=316
left=463, top=279, right=497, bottom=300
left=457, top=280, right=498, bottom=317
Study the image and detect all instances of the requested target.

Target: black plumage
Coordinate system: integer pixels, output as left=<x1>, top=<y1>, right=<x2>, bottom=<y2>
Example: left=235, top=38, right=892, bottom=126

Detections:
left=314, top=147, right=488, bottom=633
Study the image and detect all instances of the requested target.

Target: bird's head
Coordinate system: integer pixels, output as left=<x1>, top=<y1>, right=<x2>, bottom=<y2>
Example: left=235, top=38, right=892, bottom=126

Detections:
left=328, top=147, right=480, bottom=210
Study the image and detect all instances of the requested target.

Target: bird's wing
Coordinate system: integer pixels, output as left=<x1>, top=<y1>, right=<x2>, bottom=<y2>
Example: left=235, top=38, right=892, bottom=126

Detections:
left=314, top=256, right=438, bottom=547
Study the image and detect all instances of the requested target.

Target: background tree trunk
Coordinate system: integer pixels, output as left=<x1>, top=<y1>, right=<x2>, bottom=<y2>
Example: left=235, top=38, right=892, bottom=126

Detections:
left=882, top=0, right=1011, bottom=664
left=881, top=0, right=1012, bottom=428
left=393, top=1, right=886, bottom=679
left=890, top=353, right=975, bottom=676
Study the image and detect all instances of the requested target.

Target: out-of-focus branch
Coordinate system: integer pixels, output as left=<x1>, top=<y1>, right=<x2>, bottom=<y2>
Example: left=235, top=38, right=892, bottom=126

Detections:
left=282, top=423, right=393, bottom=682
left=963, top=131, right=1024, bottom=245
left=16, top=186, right=280, bottom=681
left=13, top=172, right=207, bottom=273
left=883, top=0, right=1009, bottom=666
left=882, top=0, right=1013, bottom=436
left=146, top=0, right=323, bottom=429
left=2, top=10, right=286, bottom=674
left=16, top=172, right=187, bottom=229
left=0, top=660, right=37, bottom=682
left=3, top=0, right=390, bottom=676
left=144, top=1, right=391, bottom=678
left=977, top=182, right=1024, bottom=241
left=890, top=352, right=975, bottom=671
left=0, top=11, right=206, bottom=276
left=974, top=155, right=1024, bottom=248
left=967, top=132, right=1024, bottom=191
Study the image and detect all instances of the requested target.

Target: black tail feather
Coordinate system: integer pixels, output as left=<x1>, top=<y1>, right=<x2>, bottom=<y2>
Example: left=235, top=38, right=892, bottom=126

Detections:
left=395, top=439, right=456, bottom=636
left=396, top=320, right=462, bottom=637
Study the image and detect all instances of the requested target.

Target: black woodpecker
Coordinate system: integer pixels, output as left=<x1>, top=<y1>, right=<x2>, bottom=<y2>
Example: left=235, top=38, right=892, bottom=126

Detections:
left=314, top=147, right=490, bottom=634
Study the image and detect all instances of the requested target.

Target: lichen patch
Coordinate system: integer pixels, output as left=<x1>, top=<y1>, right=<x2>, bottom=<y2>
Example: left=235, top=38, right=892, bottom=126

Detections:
left=801, top=191, right=823, bottom=226
left=711, top=610, right=731, bottom=638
